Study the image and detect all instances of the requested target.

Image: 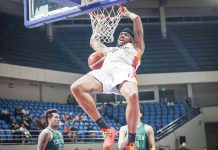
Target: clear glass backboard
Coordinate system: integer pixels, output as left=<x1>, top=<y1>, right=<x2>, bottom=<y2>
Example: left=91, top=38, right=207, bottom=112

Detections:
left=24, top=0, right=134, bottom=28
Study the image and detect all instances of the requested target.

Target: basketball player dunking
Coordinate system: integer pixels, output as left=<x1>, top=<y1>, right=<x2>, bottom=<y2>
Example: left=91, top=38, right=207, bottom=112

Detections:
left=71, top=7, right=144, bottom=150
left=37, top=109, right=64, bottom=150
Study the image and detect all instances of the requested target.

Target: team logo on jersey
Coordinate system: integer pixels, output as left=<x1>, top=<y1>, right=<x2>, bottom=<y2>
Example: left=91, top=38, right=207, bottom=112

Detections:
left=135, top=141, right=140, bottom=150
left=111, top=48, right=119, bottom=53
left=121, top=46, right=129, bottom=50
left=54, top=139, right=64, bottom=146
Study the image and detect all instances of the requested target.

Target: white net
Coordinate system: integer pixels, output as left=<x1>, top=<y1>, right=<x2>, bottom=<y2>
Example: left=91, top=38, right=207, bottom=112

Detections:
left=89, top=6, right=123, bottom=43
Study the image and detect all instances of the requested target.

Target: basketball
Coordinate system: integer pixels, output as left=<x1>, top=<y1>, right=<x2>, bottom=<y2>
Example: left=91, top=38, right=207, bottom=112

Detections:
left=88, top=51, right=105, bottom=70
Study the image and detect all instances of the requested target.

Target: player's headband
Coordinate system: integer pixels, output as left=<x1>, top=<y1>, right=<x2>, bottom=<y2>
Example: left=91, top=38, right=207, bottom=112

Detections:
left=120, top=28, right=134, bottom=38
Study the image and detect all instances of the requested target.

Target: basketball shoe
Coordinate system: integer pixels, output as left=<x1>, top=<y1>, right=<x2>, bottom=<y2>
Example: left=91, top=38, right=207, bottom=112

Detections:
left=125, top=142, right=137, bottom=150
left=101, top=127, right=118, bottom=150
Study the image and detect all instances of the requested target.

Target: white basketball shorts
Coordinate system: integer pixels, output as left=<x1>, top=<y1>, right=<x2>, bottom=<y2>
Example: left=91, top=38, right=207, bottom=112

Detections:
left=88, top=62, right=137, bottom=95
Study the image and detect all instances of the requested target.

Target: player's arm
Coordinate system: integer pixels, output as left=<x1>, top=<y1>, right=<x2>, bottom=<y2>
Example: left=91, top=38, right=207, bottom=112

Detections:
left=37, top=130, right=50, bottom=150
left=118, top=126, right=127, bottom=150
left=146, top=125, right=156, bottom=150
left=90, top=33, right=110, bottom=52
left=123, top=7, right=145, bottom=55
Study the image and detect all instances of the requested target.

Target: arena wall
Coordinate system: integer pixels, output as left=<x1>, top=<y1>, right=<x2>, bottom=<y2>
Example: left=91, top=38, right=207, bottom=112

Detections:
left=1, top=63, right=218, bottom=103
left=0, top=77, right=71, bottom=103
left=202, top=107, right=218, bottom=122
left=1, top=63, right=218, bottom=86
left=192, top=83, right=218, bottom=106
left=157, top=106, right=218, bottom=150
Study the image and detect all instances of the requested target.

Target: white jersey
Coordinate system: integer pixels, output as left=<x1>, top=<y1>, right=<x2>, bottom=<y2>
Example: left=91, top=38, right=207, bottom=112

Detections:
left=88, top=43, right=142, bottom=94
left=103, top=43, right=141, bottom=70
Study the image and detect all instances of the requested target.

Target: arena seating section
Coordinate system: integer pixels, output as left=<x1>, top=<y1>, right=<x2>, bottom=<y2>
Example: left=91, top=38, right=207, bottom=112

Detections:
left=0, top=98, right=187, bottom=143
left=171, top=23, right=218, bottom=71
left=0, top=13, right=218, bottom=74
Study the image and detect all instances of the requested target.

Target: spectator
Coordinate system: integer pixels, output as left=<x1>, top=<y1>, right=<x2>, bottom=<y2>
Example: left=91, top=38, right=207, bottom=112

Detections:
left=86, top=125, right=96, bottom=142
left=29, top=118, right=39, bottom=142
left=21, top=106, right=30, bottom=117
left=71, top=124, right=79, bottom=143
left=64, top=124, right=72, bottom=142
left=14, top=107, right=22, bottom=117
left=73, top=114, right=82, bottom=122
left=185, top=97, right=192, bottom=111
left=60, top=115, right=65, bottom=125
left=19, top=123, right=32, bottom=144
left=29, top=118, right=39, bottom=130
left=12, top=119, right=20, bottom=130
left=62, top=113, right=68, bottom=123
left=179, top=142, right=190, bottom=150
left=160, top=93, right=168, bottom=103
left=167, top=101, right=174, bottom=107
left=64, top=124, right=71, bottom=135
left=81, top=114, right=87, bottom=122
left=38, top=115, right=47, bottom=129
left=1, top=105, right=9, bottom=114
left=12, top=119, right=22, bottom=143
left=68, top=113, right=75, bottom=123
left=0, top=105, right=11, bottom=124
left=22, top=116, right=31, bottom=130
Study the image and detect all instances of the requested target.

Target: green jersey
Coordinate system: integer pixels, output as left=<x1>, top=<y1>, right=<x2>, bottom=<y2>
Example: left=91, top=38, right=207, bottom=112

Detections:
left=46, top=128, right=64, bottom=150
left=124, top=123, right=148, bottom=150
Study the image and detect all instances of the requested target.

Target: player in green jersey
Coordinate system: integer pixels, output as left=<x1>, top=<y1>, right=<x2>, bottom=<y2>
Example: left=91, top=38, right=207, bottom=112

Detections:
left=37, top=109, right=64, bottom=150
left=118, top=106, right=155, bottom=150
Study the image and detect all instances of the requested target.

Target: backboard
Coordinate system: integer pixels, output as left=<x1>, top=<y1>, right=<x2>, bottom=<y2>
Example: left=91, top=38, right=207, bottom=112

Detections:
left=24, top=0, right=134, bottom=28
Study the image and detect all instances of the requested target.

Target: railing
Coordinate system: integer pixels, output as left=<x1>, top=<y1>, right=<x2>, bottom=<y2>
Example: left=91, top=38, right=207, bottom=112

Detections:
left=0, top=108, right=201, bottom=145
left=155, top=107, right=201, bottom=141
left=0, top=130, right=112, bottom=145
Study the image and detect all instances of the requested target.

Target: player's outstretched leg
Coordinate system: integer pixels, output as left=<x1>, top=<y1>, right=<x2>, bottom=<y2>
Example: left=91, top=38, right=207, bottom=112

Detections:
left=70, top=75, right=118, bottom=150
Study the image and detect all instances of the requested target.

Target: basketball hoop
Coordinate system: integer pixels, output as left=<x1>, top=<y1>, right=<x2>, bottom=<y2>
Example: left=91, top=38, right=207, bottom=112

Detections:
left=89, top=5, right=124, bottom=43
